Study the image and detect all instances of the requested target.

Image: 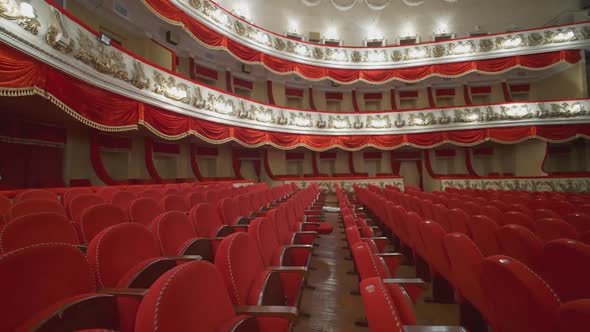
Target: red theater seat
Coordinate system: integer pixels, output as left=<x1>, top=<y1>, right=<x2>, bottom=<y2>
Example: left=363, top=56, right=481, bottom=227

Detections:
left=468, top=215, right=500, bottom=256
left=496, top=224, right=543, bottom=269
left=558, top=300, right=590, bottom=332
left=191, top=202, right=242, bottom=238
left=78, top=203, right=129, bottom=243
left=160, top=194, right=189, bottom=212
left=68, top=194, right=104, bottom=222
left=0, top=195, right=10, bottom=225
left=10, top=199, right=67, bottom=220
left=533, top=209, right=561, bottom=220
left=0, top=212, right=79, bottom=253
left=110, top=191, right=137, bottom=211
left=447, top=208, right=471, bottom=236
left=535, top=239, right=590, bottom=302
left=563, top=213, right=590, bottom=233
left=129, top=197, right=163, bottom=225
left=533, top=218, right=578, bottom=242
left=63, top=188, right=93, bottom=209
left=502, top=211, right=536, bottom=231
left=14, top=189, right=57, bottom=203
left=96, top=186, right=121, bottom=203
left=481, top=256, right=560, bottom=332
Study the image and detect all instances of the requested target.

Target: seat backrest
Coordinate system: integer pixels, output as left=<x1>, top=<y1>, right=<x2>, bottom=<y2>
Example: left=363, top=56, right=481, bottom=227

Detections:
left=502, top=211, right=535, bottom=231
left=432, top=203, right=451, bottom=232
left=557, top=299, right=590, bottom=332
left=110, top=191, right=137, bottom=211
left=150, top=211, right=197, bottom=256
left=79, top=203, right=128, bottom=243
left=0, top=213, right=79, bottom=253
left=419, top=221, right=452, bottom=279
left=160, top=194, right=188, bottom=213
left=14, top=189, right=57, bottom=203
left=69, top=194, right=104, bottom=222
left=0, top=244, right=95, bottom=331
left=129, top=198, right=163, bottom=225
left=443, top=233, right=488, bottom=318
left=448, top=208, right=471, bottom=236
left=481, top=255, right=560, bottom=332
left=87, top=223, right=161, bottom=288
left=496, top=224, right=543, bottom=269
left=95, top=187, right=121, bottom=203
left=214, top=232, right=267, bottom=305
left=533, top=218, right=577, bottom=243
left=191, top=202, right=225, bottom=238
left=135, top=261, right=242, bottom=332
left=563, top=213, right=590, bottom=233
left=248, top=217, right=281, bottom=267
left=479, top=205, right=503, bottom=223
left=218, top=197, right=240, bottom=226
left=359, top=277, right=406, bottom=332
left=10, top=199, right=67, bottom=220
left=63, top=188, right=93, bottom=208
left=187, top=191, right=205, bottom=208
left=268, top=208, right=291, bottom=246
left=141, top=190, right=162, bottom=201
left=533, top=209, right=561, bottom=220
left=0, top=195, right=11, bottom=225
left=468, top=215, right=500, bottom=256
left=535, top=239, right=590, bottom=302
left=548, top=200, right=576, bottom=216
left=351, top=241, right=389, bottom=280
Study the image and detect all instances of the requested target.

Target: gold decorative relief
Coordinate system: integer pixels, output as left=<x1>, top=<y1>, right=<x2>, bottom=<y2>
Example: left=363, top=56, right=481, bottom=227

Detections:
left=130, top=61, right=150, bottom=90
left=527, top=32, right=545, bottom=46
left=454, top=108, right=483, bottom=123
left=46, top=8, right=73, bottom=53
left=316, top=114, right=327, bottom=128
left=276, top=111, right=288, bottom=125
left=409, top=112, right=436, bottom=126
left=189, top=0, right=202, bottom=9
left=351, top=51, right=362, bottom=63
left=328, top=115, right=352, bottom=129
left=206, top=94, right=235, bottom=116
left=497, top=104, right=533, bottom=120
left=366, top=114, right=391, bottom=128
left=152, top=72, right=190, bottom=103
left=538, top=102, right=587, bottom=118
left=252, top=107, right=276, bottom=123
left=192, top=87, right=206, bottom=108
left=394, top=113, right=406, bottom=128
left=273, top=38, right=286, bottom=51
left=478, top=39, right=494, bottom=52
left=312, top=47, right=324, bottom=60
left=234, top=21, right=245, bottom=36
left=290, top=112, right=313, bottom=127
left=432, top=45, right=446, bottom=58
left=0, top=0, right=40, bottom=35
left=438, top=110, right=451, bottom=125
left=75, top=30, right=128, bottom=80
left=353, top=115, right=363, bottom=129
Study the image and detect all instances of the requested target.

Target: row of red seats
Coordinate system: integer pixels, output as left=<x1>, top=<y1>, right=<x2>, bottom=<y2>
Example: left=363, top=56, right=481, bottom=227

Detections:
left=335, top=185, right=467, bottom=332
left=355, top=185, right=590, bottom=332
left=0, top=183, right=331, bottom=331
left=0, top=183, right=296, bottom=253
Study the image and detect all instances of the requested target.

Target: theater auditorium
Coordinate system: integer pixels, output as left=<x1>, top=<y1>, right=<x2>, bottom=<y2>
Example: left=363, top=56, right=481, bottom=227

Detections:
left=0, top=0, right=589, bottom=331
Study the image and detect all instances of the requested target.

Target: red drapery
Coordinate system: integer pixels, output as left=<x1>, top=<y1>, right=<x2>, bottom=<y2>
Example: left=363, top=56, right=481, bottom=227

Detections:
left=463, top=85, right=473, bottom=105
left=89, top=132, right=132, bottom=185
left=502, top=82, right=512, bottom=102
left=225, top=70, right=233, bottom=93
left=232, top=149, right=243, bottom=179
left=464, top=147, right=478, bottom=176
left=427, top=87, right=436, bottom=108
left=308, top=87, right=317, bottom=110
left=141, top=0, right=582, bottom=83
left=311, top=151, right=320, bottom=176
left=1, top=43, right=589, bottom=151
left=352, top=90, right=360, bottom=112
left=415, top=160, right=424, bottom=190
left=144, top=138, right=163, bottom=183
left=390, top=151, right=401, bottom=175
left=189, top=144, right=205, bottom=181
left=263, top=149, right=279, bottom=180
left=390, top=89, right=398, bottom=111
left=266, top=80, right=275, bottom=105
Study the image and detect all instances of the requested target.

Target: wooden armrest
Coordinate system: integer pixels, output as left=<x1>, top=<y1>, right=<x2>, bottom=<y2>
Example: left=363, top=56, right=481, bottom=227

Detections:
left=234, top=305, right=299, bottom=322
left=364, top=237, right=389, bottom=241
left=383, top=278, right=427, bottom=288
left=236, top=216, right=254, bottom=225
left=268, top=266, right=308, bottom=277
left=285, top=244, right=313, bottom=250
left=302, top=222, right=321, bottom=226
left=403, top=326, right=468, bottom=332
left=164, top=255, right=202, bottom=261
left=98, top=288, right=148, bottom=297
left=296, top=231, right=318, bottom=236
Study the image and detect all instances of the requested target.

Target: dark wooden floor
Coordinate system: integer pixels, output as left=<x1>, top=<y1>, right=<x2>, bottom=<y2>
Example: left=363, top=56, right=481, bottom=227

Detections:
left=294, top=194, right=460, bottom=332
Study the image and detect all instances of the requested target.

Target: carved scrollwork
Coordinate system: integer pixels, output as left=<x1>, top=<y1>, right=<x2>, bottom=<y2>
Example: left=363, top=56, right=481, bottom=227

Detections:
left=0, top=0, right=40, bottom=35
left=537, top=102, right=587, bottom=118
left=316, top=114, right=327, bottom=128
left=75, top=30, right=128, bottom=80
left=454, top=108, right=483, bottom=123
left=188, top=0, right=202, bottom=9
left=192, top=87, right=206, bottom=108
left=366, top=114, right=392, bottom=128
left=497, top=104, right=533, bottom=120
left=409, top=112, right=436, bottom=126
left=394, top=113, right=406, bottom=128
left=206, top=94, right=235, bottom=116
left=129, top=61, right=150, bottom=90
left=328, top=115, right=352, bottom=129
left=46, top=8, right=73, bottom=53
left=290, top=112, right=313, bottom=127
left=353, top=115, right=363, bottom=129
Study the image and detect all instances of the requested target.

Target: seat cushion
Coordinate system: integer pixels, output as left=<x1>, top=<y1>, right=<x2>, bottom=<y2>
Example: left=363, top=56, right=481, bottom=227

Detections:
left=317, top=221, right=334, bottom=234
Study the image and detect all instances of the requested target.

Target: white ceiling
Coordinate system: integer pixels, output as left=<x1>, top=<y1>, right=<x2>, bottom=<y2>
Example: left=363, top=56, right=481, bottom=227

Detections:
left=215, top=0, right=584, bottom=45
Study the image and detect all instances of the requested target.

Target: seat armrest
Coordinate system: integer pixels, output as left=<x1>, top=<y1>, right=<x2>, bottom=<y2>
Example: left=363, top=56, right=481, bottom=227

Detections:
left=403, top=326, right=468, bottom=332
left=236, top=216, right=255, bottom=225
left=268, top=266, right=308, bottom=277
left=296, top=231, right=318, bottom=236
left=302, top=222, right=321, bottom=226
left=285, top=244, right=314, bottom=250
left=164, top=255, right=203, bottom=261
left=234, top=305, right=299, bottom=322
left=364, top=237, right=389, bottom=241
left=98, top=288, right=148, bottom=297
left=200, top=237, right=226, bottom=242
left=382, top=278, right=426, bottom=288
left=76, top=245, right=88, bottom=253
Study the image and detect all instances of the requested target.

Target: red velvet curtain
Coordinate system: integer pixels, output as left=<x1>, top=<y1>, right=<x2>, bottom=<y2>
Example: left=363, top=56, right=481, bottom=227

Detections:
left=463, top=85, right=472, bottom=105
left=232, top=150, right=243, bottom=179
left=308, top=87, right=317, bottom=110
left=390, top=89, right=398, bottom=111
left=464, top=147, right=478, bottom=176
left=427, top=87, right=436, bottom=108
left=415, top=160, right=424, bottom=190
left=189, top=144, right=205, bottom=181
left=144, top=138, right=163, bottom=183
left=89, top=133, right=117, bottom=185
left=311, top=151, right=320, bottom=176
left=0, top=142, right=64, bottom=189
left=502, top=82, right=512, bottom=102
left=390, top=151, right=401, bottom=175
left=266, top=80, right=275, bottom=105
left=352, top=90, right=360, bottom=112
left=263, top=149, right=279, bottom=180
left=225, top=70, right=233, bottom=93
